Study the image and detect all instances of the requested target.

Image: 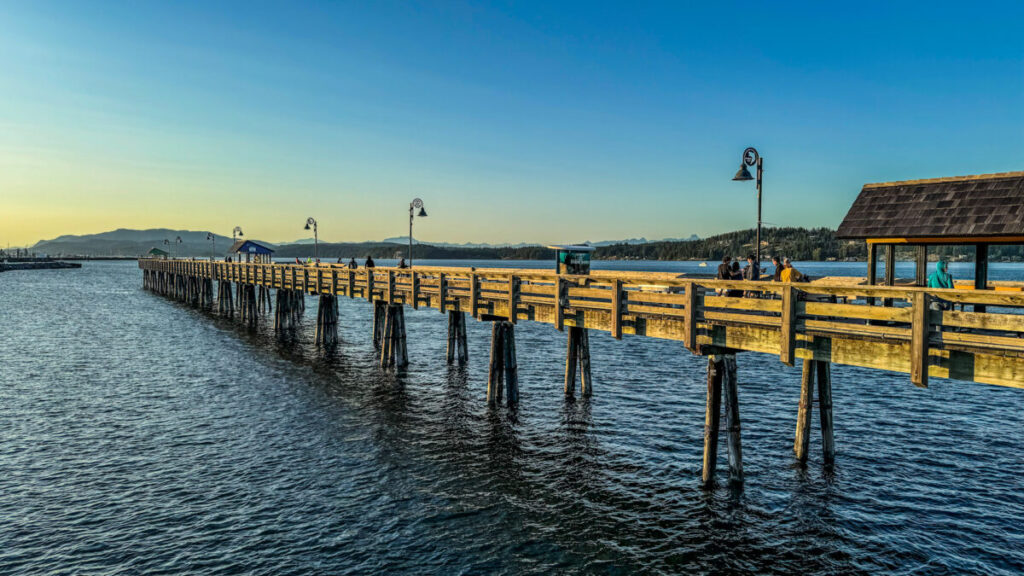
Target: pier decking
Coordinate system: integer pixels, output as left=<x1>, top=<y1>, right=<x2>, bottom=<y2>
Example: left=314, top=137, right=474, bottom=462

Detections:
left=139, top=259, right=1024, bottom=390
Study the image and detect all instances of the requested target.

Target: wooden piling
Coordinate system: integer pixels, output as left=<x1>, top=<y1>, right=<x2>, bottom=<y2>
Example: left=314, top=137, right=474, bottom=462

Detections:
left=378, top=304, right=407, bottom=369
left=721, top=355, right=743, bottom=484
left=274, top=289, right=303, bottom=335
left=218, top=281, right=234, bottom=318
left=315, top=294, right=339, bottom=347
left=380, top=305, right=394, bottom=368
left=394, top=305, right=408, bottom=369
left=239, top=284, right=258, bottom=327
left=487, top=320, right=518, bottom=406
left=564, top=326, right=592, bottom=398
left=372, top=301, right=386, bottom=349
left=564, top=326, right=578, bottom=398
left=702, top=356, right=723, bottom=486
left=446, top=311, right=468, bottom=365
left=503, top=322, right=519, bottom=404
left=457, top=310, right=468, bottom=363
left=488, top=321, right=503, bottom=404
left=794, top=359, right=815, bottom=462
left=817, top=361, right=835, bottom=465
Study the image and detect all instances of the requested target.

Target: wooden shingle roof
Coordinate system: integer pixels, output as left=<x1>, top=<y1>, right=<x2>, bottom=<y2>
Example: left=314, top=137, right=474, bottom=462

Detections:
left=836, top=171, right=1024, bottom=242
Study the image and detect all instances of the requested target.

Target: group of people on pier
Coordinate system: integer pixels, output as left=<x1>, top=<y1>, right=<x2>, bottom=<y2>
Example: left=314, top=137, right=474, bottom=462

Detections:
left=717, top=255, right=805, bottom=285
left=282, top=255, right=411, bottom=269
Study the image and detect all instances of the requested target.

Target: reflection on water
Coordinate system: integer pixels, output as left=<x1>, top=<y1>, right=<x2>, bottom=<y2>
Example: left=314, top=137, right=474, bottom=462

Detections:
left=1, top=261, right=1023, bottom=575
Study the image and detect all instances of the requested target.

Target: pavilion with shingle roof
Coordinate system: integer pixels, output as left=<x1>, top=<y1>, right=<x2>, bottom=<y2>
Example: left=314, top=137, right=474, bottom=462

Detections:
left=837, top=171, right=1024, bottom=295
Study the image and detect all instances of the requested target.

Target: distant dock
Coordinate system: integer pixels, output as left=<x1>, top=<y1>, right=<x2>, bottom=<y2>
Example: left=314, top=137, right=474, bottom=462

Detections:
left=0, top=259, right=82, bottom=272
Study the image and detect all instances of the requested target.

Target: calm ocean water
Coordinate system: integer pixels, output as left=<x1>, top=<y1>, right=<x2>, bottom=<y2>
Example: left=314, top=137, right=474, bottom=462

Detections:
left=2, top=260, right=1023, bottom=575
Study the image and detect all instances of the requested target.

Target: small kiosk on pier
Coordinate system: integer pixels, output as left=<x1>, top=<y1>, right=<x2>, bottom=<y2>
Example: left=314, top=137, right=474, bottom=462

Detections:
left=549, top=244, right=595, bottom=275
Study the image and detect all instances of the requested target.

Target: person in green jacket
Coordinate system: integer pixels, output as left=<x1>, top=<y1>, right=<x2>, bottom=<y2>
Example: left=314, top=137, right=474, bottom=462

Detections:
left=928, top=259, right=955, bottom=312
left=928, top=259, right=954, bottom=289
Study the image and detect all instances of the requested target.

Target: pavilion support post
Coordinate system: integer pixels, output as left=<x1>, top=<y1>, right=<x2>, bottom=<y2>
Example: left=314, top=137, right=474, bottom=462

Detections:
left=702, top=356, right=723, bottom=487
left=817, top=361, right=835, bottom=465
left=865, top=243, right=878, bottom=320
left=976, top=244, right=989, bottom=313
left=563, top=326, right=592, bottom=398
left=794, top=359, right=815, bottom=463
left=486, top=320, right=518, bottom=406
left=915, top=245, right=928, bottom=287
left=867, top=243, right=878, bottom=287
left=884, top=244, right=896, bottom=307
left=446, top=311, right=468, bottom=365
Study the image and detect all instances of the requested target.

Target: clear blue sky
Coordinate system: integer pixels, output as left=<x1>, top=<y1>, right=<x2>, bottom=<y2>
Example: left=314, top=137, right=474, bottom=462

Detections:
left=2, top=1, right=1022, bottom=245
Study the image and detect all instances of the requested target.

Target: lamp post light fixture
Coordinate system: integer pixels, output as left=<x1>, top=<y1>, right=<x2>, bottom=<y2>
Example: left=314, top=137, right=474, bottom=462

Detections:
left=732, top=147, right=763, bottom=270
left=304, top=217, right=319, bottom=260
left=408, top=198, right=427, bottom=267
left=206, top=232, right=216, bottom=260
left=175, top=236, right=183, bottom=259
left=233, top=226, right=244, bottom=242
left=163, top=238, right=170, bottom=259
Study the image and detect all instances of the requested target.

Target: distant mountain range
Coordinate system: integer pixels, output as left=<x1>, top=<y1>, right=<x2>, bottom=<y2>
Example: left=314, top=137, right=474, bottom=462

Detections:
left=31, top=229, right=274, bottom=257
left=27, top=228, right=701, bottom=258
left=374, top=235, right=700, bottom=249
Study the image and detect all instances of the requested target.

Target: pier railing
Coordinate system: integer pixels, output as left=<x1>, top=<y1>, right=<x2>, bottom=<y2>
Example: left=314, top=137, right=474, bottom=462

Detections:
left=139, top=259, right=1024, bottom=389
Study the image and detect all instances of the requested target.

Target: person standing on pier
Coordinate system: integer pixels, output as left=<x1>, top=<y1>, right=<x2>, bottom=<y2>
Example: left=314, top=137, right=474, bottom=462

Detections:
left=397, top=258, right=408, bottom=269
left=716, top=256, right=732, bottom=295
left=742, top=254, right=761, bottom=297
left=770, top=256, right=783, bottom=282
left=928, top=259, right=955, bottom=311
left=728, top=260, right=743, bottom=297
left=365, top=256, right=375, bottom=269
left=780, top=258, right=804, bottom=283
left=347, top=258, right=358, bottom=269
left=928, top=259, right=954, bottom=289
left=743, top=254, right=760, bottom=281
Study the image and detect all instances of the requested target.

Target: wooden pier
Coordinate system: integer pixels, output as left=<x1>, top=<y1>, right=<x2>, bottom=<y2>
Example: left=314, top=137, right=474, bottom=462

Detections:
left=139, top=258, right=1024, bottom=486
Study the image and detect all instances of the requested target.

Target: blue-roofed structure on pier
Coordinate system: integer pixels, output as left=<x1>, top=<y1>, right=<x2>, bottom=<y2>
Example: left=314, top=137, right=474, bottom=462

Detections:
left=229, top=239, right=275, bottom=263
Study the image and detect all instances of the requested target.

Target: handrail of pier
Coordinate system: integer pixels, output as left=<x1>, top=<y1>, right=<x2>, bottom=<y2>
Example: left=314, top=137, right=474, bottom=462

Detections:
left=139, top=259, right=1024, bottom=389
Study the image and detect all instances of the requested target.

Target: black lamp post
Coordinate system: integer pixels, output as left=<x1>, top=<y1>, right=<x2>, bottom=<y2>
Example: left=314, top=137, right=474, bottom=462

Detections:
left=175, top=236, right=182, bottom=259
left=305, top=217, right=318, bottom=260
left=206, top=232, right=215, bottom=260
left=732, top=147, right=763, bottom=270
left=163, top=238, right=170, bottom=259
left=408, top=198, right=427, bottom=266
left=233, top=226, right=244, bottom=242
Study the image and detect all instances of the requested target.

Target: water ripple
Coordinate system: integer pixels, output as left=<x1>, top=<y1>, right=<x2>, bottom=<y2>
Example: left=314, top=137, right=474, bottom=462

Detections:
left=2, top=261, right=1023, bottom=575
